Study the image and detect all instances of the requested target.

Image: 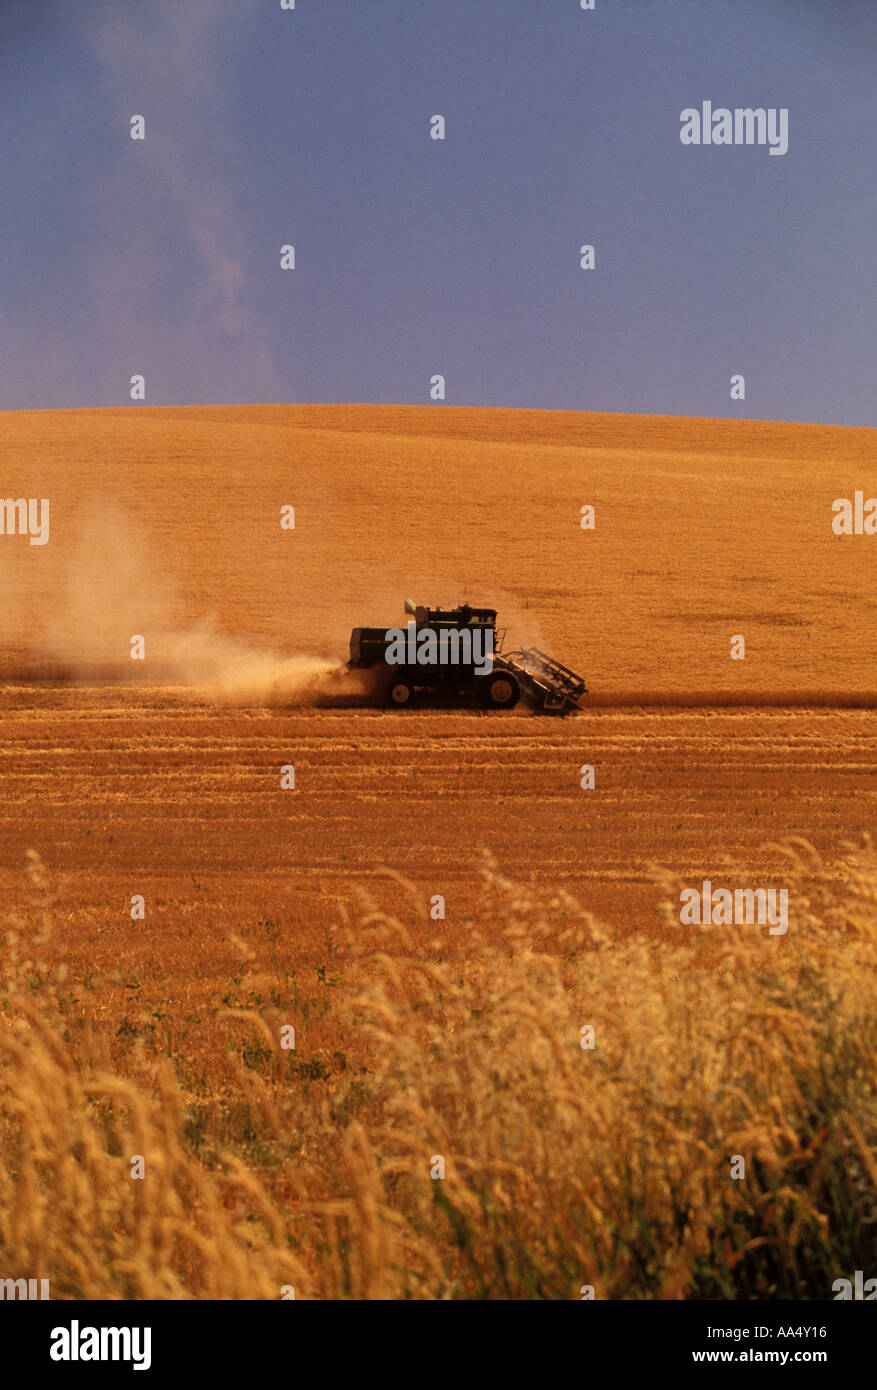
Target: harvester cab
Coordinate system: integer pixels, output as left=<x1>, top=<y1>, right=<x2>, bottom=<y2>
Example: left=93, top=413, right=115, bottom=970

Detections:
left=348, top=600, right=587, bottom=714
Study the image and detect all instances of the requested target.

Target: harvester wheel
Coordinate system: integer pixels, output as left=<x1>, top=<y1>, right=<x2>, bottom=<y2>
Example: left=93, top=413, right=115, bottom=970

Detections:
left=479, top=670, right=520, bottom=708
left=386, top=676, right=415, bottom=707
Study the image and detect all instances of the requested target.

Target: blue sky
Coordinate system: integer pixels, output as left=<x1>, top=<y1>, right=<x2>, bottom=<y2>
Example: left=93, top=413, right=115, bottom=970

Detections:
left=1, top=0, right=875, bottom=424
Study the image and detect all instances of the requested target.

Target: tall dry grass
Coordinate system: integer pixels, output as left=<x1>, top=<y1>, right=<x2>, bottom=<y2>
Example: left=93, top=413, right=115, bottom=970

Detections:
left=1, top=838, right=876, bottom=1298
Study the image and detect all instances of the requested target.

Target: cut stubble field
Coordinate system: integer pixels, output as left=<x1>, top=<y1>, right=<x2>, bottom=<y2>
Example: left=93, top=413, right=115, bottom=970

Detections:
left=1, top=696, right=876, bottom=970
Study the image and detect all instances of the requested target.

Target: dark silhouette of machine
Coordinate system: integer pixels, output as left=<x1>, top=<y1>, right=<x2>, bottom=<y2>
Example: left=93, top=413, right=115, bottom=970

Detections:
left=348, top=599, right=587, bottom=713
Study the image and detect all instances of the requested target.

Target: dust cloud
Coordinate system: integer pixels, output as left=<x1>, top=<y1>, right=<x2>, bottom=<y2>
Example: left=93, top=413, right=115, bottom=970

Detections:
left=19, top=501, right=361, bottom=704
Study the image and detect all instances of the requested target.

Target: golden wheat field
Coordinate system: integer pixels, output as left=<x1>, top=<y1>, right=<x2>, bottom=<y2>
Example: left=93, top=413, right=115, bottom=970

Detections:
left=1, top=404, right=876, bottom=1299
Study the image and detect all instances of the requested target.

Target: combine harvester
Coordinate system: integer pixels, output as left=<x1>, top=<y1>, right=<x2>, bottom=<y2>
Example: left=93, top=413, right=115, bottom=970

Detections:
left=347, top=599, right=587, bottom=714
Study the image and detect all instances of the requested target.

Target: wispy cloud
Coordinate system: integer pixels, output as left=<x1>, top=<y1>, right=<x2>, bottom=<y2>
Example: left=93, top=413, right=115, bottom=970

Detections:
left=84, top=0, right=279, bottom=400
